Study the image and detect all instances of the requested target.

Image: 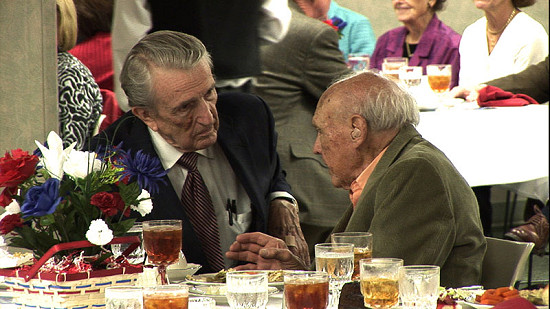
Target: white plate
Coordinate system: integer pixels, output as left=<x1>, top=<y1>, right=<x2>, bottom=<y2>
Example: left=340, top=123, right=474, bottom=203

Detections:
left=189, top=285, right=278, bottom=305
left=457, top=300, right=549, bottom=309
left=186, top=271, right=284, bottom=288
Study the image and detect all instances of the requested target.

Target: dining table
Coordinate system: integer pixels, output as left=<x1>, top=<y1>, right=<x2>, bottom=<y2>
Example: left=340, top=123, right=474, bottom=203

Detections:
left=416, top=104, right=549, bottom=202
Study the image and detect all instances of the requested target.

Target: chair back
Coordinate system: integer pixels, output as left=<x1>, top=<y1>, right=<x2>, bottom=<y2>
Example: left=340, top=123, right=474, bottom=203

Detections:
left=481, top=237, right=534, bottom=289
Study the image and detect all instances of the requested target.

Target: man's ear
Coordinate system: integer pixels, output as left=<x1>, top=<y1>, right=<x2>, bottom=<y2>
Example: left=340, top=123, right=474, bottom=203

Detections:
left=132, top=106, right=158, bottom=131
left=350, top=115, right=367, bottom=143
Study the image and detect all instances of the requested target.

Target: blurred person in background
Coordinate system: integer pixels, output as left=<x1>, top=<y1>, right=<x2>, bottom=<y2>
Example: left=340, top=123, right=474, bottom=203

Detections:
left=111, top=0, right=291, bottom=111
left=252, top=0, right=352, bottom=258
left=370, top=0, right=461, bottom=87
left=458, top=0, right=548, bottom=87
left=57, top=0, right=103, bottom=150
left=69, top=0, right=123, bottom=131
left=327, top=0, right=376, bottom=59
left=69, top=0, right=114, bottom=91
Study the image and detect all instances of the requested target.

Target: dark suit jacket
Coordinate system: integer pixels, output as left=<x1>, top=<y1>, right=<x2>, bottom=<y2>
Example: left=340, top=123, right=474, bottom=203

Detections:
left=488, top=56, right=549, bottom=103
left=333, top=124, right=487, bottom=288
left=91, top=92, right=291, bottom=273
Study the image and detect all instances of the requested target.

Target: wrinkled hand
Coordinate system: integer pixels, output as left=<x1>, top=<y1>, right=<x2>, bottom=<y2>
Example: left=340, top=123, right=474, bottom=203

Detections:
left=267, top=198, right=310, bottom=268
left=225, top=232, right=308, bottom=270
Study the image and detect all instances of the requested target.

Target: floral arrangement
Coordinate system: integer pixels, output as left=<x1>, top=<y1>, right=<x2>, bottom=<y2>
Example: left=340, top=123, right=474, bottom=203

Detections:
left=323, top=16, right=347, bottom=38
left=0, top=131, right=167, bottom=268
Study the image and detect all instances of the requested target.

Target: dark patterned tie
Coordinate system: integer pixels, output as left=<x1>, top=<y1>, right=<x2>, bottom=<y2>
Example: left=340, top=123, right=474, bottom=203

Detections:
left=178, top=152, right=225, bottom=271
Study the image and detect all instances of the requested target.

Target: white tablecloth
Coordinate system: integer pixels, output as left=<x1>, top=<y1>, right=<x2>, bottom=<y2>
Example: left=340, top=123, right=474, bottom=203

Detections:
left=416, top=105, right=549, bottom=201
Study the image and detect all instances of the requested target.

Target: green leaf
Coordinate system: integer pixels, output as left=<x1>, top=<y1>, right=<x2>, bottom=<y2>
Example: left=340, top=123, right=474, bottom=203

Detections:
left=39, top=214, right=55, bottom=226
left=111, top=218, right=136, bottom=236
left=119, top=181, right=141, bottom=204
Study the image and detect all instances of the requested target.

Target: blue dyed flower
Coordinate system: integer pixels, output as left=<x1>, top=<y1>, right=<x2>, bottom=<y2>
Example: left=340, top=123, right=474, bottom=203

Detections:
left=21, top=178, right=62, bottom=217
left=119, top=150, right=167, bottom=195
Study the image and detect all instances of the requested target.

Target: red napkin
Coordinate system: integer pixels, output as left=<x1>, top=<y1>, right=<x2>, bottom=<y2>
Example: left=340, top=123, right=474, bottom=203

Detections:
left=477, top=85, right=539, bottom=107
left=491, top=297, right=537, bottom=309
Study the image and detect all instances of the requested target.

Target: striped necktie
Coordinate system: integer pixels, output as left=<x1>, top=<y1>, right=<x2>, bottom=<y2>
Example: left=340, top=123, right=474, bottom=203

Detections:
left=178, top=152, right=225, bottom=271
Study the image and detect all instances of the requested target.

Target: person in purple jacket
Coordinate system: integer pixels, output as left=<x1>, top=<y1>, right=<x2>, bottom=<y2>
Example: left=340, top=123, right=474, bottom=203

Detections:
left=370, top=0, right=461, bottom=87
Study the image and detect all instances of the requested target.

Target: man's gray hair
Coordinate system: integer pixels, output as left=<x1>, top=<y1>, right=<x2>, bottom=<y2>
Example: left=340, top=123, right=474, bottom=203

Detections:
left=120, top=30, right=213, bottom=108
left=332, top=71, right=420, bottom=132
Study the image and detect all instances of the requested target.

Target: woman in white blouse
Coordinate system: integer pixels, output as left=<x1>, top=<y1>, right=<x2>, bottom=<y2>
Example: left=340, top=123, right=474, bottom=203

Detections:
left=459, top=0, right=548, bottom=87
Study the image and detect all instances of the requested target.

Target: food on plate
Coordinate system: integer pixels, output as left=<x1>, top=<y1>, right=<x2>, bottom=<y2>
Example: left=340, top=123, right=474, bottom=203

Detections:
left=187, top=269, right=284, bottom=283
left=519, top=284, right=549, bottom=306
left=477, top=287, right=520, bottom=305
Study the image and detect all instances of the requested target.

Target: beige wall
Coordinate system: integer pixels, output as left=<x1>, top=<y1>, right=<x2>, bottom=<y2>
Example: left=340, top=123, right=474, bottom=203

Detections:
left=336, top=0, right=549, bottom=40
left=0, top=0, right=58, bottom=152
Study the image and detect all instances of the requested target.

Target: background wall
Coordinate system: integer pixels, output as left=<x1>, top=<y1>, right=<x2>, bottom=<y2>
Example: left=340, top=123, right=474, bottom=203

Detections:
left=336, top=0, right=549, bottom=41
left=0, top=0, right=58, bottom=152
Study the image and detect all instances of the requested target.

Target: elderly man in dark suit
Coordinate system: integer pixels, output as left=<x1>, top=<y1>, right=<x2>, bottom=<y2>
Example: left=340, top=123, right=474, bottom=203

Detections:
left=227, top=71, right=487, bottom=288
left=91, top=31, right=309, bottom=274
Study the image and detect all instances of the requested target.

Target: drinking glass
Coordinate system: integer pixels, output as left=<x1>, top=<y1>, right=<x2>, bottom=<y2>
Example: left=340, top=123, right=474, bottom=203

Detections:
left=398, top=66, right=423, bottom=89
left=111, top=222, right=145, bottom=264
left=382, top=57, right=408, bottom=81
left=360, top=258, right=403, bottom=309
left=426, top=64, right=452, bottom=94
left=331, top=232, right=373, bottom=281
left=346, top=54, right=370, bottom=71
left=226, top=271, right=269, bottom=309
left=143, top=284, right=189, bottom=309
left=284, top=271, right=329, bottom=309
left=105, top=286, right=143, bottom=309
left=188, top=297, right=216, bottom=309
left=315, top=243, right=354, bottom=309
left=398, top=265, right=440, bottom=309
left=142, top=220, right=182, bottom=285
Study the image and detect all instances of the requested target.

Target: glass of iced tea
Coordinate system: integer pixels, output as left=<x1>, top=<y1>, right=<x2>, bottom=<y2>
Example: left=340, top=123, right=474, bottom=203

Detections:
left=143, top=284, right=189, bottom=309
left=426, top=64, right=452, bottom=94
left=331, top=232, right=373, bottom=281
left=284, top=271, right=329, bottom=309
left=382, top=57, right=408, bottom=81
left=360, top=258, right=403, bottom=309
left=142, top=219, right=182, bottom=285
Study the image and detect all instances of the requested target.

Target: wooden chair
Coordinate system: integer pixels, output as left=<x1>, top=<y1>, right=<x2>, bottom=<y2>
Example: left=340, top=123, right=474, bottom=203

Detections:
left=481, top=237, right=534, bottom=289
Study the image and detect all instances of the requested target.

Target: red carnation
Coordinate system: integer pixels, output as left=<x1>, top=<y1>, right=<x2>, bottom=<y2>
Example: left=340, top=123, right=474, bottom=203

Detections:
left=0, top=149, right=39, bottom=188
left=0, top=187, right=17, bottom=207
left=0, top=213, right=24, bottom=234
left=90, top=192, right=128, bottom=217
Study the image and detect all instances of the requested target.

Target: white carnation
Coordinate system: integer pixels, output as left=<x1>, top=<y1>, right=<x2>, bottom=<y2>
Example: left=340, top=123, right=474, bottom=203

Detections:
left=85, top=219, right=113, bottom=246
left=131, top=190, right=153, bottom=217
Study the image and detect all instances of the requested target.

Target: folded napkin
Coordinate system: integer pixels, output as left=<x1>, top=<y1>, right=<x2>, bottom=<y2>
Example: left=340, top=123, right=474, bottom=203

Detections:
left=491, top=297, right=537, bottom=309
left=477, top=85, right=539, bottom=107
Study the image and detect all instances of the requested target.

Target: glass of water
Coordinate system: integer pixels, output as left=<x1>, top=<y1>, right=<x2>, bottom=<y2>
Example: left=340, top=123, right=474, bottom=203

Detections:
left=111, top=222, right=145, bottom=264
left=315, top=243, right=354, bottom=309
left=398, top=66, right=423, bottom=89
left=398, top=265, right=440, bottom=309
left=226, top=271, right=269, bottom=309
left=105, top=286, right=143, bottom=309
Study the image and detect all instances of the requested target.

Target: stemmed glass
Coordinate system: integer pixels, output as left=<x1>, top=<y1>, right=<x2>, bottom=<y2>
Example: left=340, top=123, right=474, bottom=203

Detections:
left=382, top=57, right=409, bottom=81
left=315, top=243, right=354, bottom=309
left=331, top=232, right=373, bottom=281
left=142, top=219, right=182, bottom=285
left=426, top=64, right=452, bottom=102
